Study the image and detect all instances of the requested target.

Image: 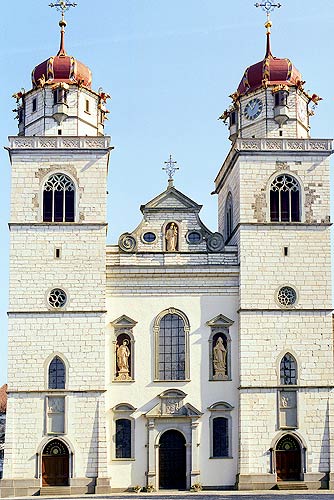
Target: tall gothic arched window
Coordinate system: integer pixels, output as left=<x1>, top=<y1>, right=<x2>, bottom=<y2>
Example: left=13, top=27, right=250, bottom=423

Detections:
left=155, top=309, right=190, bottom=381
left=43, top=173, right=75, bottom=222
left=280, top=353, right=297, bottom=385
left=225, top=192, right=233, bottom=241
left=48, top=356, right=66, bottom=389
left=270, top=174, right=300, bottom=222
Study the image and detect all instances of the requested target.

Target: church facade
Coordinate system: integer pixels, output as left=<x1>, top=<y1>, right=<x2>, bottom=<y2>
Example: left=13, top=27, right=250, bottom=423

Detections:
left=1, top=5, right=333, bottom=497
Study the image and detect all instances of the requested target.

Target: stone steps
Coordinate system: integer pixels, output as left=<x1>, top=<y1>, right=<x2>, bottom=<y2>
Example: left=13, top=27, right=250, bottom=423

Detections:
left=40, top=486, right=71, bottom=496
left=277, top=481, right=308, bottom=490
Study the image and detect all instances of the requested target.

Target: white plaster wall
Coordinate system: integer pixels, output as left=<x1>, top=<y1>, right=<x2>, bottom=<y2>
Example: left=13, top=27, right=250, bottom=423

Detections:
left=105, top=293, right=239, bottom=488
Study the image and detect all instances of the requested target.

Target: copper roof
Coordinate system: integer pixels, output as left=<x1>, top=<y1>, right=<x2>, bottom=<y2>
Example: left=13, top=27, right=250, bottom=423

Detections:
left=237, top=32, right=302, bottom=97
left=0, top=384, right=7, bottom=413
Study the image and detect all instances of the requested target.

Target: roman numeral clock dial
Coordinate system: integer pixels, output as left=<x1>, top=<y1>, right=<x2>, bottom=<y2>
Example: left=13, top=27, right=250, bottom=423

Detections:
left=244, top=98, right=263, bottom=120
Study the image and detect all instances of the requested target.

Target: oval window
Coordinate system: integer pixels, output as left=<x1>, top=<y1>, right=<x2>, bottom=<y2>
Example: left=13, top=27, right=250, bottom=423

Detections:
left=187, top=231, right=202, bottom=244
left=143, top=232, right=156, bottom=243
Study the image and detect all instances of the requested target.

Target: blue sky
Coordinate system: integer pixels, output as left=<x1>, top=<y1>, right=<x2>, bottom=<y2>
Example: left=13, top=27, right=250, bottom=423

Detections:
left=0, top=0, right=333, bottom=385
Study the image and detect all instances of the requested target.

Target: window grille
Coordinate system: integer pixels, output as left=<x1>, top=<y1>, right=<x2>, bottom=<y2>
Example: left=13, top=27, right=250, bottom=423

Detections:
left=158, top=314, right=185, bottom=380
left=280, top=353, right=297, bottom=385
left=48, top=356, right=66, bottom=389
left=115, top=419, right=131, bottom=458
left=212, top=417, right=229, bottom=457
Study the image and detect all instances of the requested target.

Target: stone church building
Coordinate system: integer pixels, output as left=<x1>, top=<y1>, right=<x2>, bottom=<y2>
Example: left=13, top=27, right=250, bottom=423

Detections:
left=1, top=5, right=333, bottom=497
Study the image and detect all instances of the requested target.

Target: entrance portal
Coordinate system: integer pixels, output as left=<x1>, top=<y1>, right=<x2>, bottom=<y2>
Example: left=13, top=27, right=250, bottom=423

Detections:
left=159, top=430, right=186, bottom=489
left=42, top=439, right=69, bottom=486
left=276, top=434, right=301, bottom=481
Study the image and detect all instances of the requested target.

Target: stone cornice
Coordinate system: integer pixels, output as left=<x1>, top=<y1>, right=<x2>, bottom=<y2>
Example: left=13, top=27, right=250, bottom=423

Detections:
left=214, top=137, right=333, bottom=193
left=6, top=136, right=112, bottom=151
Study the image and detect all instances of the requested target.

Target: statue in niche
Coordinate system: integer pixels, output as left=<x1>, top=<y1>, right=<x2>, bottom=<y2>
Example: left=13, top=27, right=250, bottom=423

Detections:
left=213, top=336, right=227, bottom=380
left=165, top=222, right=178, bottom=252
left=116, top=339, right=131, bottom=381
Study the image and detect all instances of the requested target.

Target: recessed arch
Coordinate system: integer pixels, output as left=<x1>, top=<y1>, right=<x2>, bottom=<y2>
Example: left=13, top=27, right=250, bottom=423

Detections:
left=41, top=438, right=71, bottom=486
left=158, top=429, right=186, bottom=489
left=275, top=433, right=303, bottom=481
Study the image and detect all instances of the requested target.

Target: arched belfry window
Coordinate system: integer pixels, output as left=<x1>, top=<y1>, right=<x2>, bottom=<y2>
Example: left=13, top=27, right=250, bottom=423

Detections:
left=225, top=192, right=233, bottom=241
left=43, top=173, right=75, bottom=222
left=48, top=356, right=66, bottom=389
left=154, top=308, right=190, bottom=381
left=280, top=353, right=297, bottom=385
left=270, top=174, right=300, bottom=222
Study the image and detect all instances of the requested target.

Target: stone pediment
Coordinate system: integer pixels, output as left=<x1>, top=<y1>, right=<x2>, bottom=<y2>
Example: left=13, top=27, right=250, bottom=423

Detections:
left=206, top=314, right=234, bottom=328
left=110, top=315, right=137, bottom=328
left=144, top=390, right=202, bottom=419
left=140, top=186, right=202, bottom=213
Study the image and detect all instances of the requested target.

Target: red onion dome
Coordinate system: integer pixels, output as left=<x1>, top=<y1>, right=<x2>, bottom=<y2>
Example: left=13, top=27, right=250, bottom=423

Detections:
left=31, top=19, right=92, bottom=89
left=237, top=31, right=302, bottom=97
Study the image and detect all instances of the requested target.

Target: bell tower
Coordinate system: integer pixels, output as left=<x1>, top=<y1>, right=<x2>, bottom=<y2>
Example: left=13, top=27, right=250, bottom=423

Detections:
left=2, top=3, right=113, bottom=496
left=215, top=2, right=334, bottom=491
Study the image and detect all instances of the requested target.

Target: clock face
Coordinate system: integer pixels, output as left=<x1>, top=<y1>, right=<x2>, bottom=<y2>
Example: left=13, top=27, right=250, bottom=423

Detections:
left=244, top=98, right=263, bottom=120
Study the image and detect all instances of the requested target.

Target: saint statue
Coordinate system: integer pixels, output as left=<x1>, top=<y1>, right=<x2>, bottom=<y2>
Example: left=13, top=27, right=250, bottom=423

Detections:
left=116, top=339, right=131, bottom=380
left=213, top=336, right=227, bottom=379
left=166, top=223, right=178, bottom=252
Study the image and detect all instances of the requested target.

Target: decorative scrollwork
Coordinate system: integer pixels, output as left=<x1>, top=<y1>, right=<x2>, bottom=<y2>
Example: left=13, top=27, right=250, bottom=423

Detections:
left=207, top=232, right=224, bottom=253
left=119, top=233, right=137, bottom=253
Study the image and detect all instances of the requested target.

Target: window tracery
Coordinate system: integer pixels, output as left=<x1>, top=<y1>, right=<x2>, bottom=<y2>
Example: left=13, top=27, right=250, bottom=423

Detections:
left=48, top=356, right=66, bottom=389
left=43, top=173, right=75, bottom=222
left=280, top=353, right=297, bottom=385
left=270, top=174, right=300, bottom=222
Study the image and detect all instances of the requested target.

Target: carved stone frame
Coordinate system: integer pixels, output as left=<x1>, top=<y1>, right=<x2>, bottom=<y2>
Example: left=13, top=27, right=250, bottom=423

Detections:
left=207, top=314, right=234, bottom=381
left=112, top=403, right=136, bottom=461
left=208, top=402, right=234, bottom=459
left=144, top=390, right=202, bottom=490
left=110, top=315, right=137, bottom=382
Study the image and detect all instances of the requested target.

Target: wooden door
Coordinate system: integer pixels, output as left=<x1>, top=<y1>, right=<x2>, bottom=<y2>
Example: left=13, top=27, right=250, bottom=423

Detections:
left=42, top=455, right=69, bottom=486
left=276, top=435, right=301, bottom=481
left=159, top=430, right=186, bottom=489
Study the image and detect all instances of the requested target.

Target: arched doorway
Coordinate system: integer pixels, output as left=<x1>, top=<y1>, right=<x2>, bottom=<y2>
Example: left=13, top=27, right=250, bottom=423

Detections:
left=42, top=439, right=69, bottom=486
left=276, top=434, right=301, bottom=481
left=159, top=430, right=186, bottom=489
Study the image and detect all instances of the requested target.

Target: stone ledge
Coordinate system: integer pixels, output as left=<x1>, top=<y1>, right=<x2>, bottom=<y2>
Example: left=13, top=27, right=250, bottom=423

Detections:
left=7, top=136, right=111, bottom=150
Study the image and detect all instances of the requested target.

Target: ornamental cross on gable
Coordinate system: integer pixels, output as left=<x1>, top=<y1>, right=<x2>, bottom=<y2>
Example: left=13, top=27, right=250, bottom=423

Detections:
left=163, top=155, right=179, bottom=182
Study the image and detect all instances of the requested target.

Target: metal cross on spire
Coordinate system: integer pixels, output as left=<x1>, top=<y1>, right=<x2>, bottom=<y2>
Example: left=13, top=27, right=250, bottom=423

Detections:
left=49, top=1, right=77, bottom=56
left=163, top=155, right=179, bottom=187
left=255, top=1, right=281, bottom=56
left=49, top=1, right=77, bottom=20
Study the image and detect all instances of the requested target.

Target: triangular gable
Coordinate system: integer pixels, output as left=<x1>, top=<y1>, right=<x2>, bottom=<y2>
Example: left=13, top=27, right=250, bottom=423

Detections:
left=110, top=314, right=137, bottom=328
left=140, top=186, right=202, bottom=213
left=206, top=314, right=234, bottom=328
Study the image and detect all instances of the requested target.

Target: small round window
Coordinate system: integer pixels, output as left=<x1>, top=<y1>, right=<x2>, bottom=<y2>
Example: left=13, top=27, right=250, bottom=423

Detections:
left=277, top=286, right=297, bottom=307
left=142, top=232, right=156, bottom=243
left=48, top=288, right=67, bottom=308
left=187, top=231, right=202, bottom=244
